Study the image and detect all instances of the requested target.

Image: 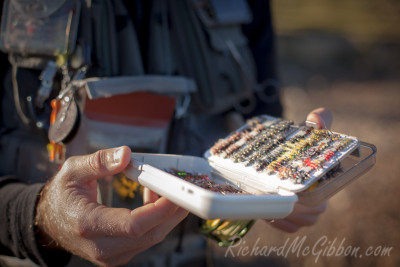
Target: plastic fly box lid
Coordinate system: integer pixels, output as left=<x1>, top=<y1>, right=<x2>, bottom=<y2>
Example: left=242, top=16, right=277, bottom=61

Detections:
left=123, top=115, right=376, bottom=219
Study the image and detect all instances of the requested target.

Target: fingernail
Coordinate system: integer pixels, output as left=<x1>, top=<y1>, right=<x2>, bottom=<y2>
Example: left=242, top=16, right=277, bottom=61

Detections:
left=113, top=147, right=124, bottom=165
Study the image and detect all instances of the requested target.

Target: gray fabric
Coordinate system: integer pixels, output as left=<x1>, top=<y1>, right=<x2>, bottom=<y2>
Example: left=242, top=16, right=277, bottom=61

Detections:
left=83, top=75, right=196, bottom=99
left=168, top=0, right=257, bottom=114
left=113, top=0, right=145, bottom=75
left=147, top=0, right=175, bottom=75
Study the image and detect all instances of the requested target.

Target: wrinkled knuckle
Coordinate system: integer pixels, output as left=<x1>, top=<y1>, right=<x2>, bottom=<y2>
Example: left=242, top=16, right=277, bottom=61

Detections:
left=57, top=156, right=84, bottom=182
left=88, top=150, right=105, bottom=173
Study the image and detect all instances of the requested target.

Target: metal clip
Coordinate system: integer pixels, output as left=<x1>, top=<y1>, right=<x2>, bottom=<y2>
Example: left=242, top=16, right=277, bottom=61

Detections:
left=175, top=94, right=191, bottom=119
left=36, top=61, right=57, bottom=109
left=57, top=65, right=89, bottom=100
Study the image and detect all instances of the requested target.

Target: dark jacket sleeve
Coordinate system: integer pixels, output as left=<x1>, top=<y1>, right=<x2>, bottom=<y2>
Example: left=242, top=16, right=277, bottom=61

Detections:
left=0, top=175, right=71, bottom=266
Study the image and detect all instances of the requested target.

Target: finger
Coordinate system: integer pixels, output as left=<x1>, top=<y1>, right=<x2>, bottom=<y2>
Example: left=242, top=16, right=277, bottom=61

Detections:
left=67, top=235, right=153, bottom=267
left=306, top=107, right=333, bottom=129
left=139, top=207, right=188, bottom=247
left=127, top=197, right=184, bottom=237
left=143, top=187, right=159, bottom=205
left=269, top=219, right=300, bottom=233
left=285, top=213, right=320, bottom=227
left=282, top=202, right=326, bottom=225
left=61, top=146, right=132, bottom=184
left=82, top=197, right=182, bottom=238
left=291, top=202, right=327, bottom=215
left=265, top=202, right=327, bottom=233
left=109, top=207, right=188, bottom=255
left=284, top=208, right=322, bottom=226
left=79, top=207, right=188, bottom=265
left=76, top=235, right=153, bottom=266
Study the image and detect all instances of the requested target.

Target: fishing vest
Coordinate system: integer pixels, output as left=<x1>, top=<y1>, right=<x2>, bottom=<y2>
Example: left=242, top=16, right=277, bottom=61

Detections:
left=0, top=0, right=280, bottom=266
left=0, top=0, right=279, bottom=175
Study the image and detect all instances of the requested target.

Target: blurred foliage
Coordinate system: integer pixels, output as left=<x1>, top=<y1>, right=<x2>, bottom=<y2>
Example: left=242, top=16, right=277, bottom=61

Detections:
left=272, top=0, right=400, bottom=43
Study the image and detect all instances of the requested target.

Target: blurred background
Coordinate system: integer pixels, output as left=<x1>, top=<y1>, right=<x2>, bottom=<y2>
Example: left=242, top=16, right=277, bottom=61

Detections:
left=211, top=0, right=400, bottom=266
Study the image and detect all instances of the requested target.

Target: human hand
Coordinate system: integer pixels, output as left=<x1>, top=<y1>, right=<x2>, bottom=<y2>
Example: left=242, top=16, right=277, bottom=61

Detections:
left=267, top=202, right=327, bottom=233
left=305, top=107, right=333, bottom=129
left=35, top=146, right=188, bottom=267
left=265, top=107, right=332, bottom=232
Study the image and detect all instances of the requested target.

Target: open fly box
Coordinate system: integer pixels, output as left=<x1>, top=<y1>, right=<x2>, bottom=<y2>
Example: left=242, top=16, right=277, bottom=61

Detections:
left=123, top=115, right=376, bottom=220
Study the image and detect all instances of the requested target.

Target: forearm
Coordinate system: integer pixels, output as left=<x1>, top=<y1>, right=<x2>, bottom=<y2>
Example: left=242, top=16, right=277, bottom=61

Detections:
left=0, top=176, right=71, bottom=266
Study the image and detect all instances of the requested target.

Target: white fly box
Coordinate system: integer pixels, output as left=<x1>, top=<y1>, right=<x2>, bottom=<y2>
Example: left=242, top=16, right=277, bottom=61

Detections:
left=124, top=153, right=298, bottom=220
left=123, top=115, right=376, bottom=219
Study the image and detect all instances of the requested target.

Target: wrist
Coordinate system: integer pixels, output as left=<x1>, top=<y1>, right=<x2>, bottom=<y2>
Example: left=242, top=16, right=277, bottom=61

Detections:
left=34, top=182, right=61, bottom=250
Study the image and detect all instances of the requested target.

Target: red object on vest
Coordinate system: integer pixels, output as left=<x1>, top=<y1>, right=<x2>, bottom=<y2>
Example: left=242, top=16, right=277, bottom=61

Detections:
left=84, top=92, right=176, bottom=128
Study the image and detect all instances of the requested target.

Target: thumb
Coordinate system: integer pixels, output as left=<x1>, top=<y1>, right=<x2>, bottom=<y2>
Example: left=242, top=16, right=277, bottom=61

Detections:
left=306, top=107, right=333, bottom=129
left=60, top=146, right=132, bottom=184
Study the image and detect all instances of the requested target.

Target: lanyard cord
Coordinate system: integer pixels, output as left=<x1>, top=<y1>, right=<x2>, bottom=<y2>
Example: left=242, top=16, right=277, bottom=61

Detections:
left=9, top=55, right=31, bottom=126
